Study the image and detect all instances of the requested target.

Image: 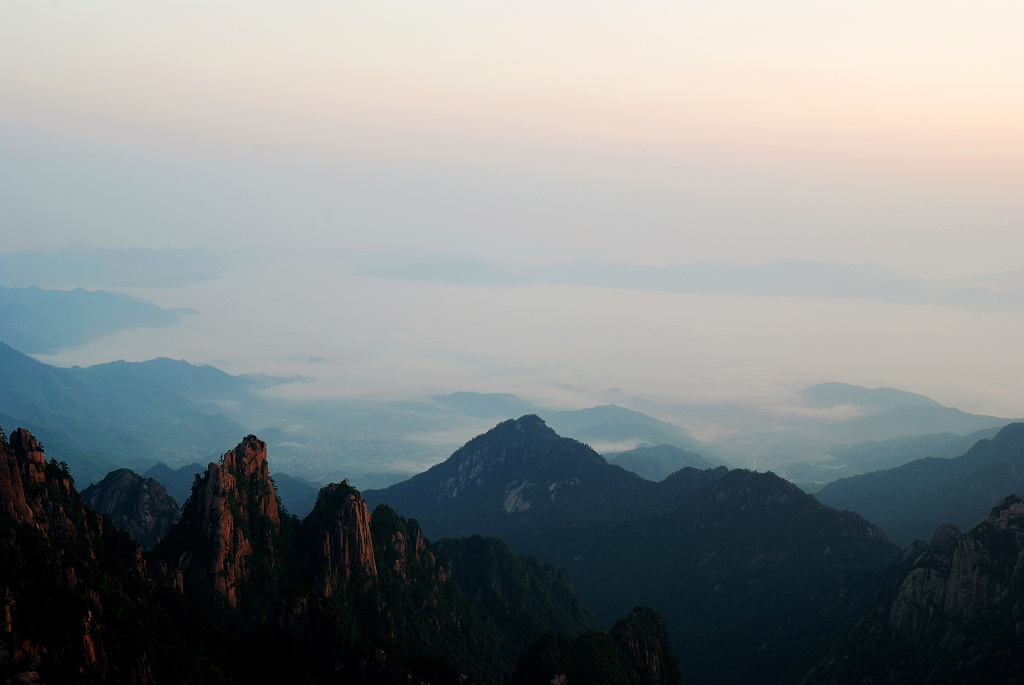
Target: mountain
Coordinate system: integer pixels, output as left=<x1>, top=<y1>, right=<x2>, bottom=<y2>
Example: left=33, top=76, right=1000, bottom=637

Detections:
left=543, top=404, right=702, bottom=453
left=804, top=428, right=1004, bottom=486
left=684, top=383, right=1014, bottom=486
left=81, top=468, right=180, bottom=550
left=142, top=462, right=205, bottom=504
left=605, top=444, right=718, bottom=481
left=815, top=423, right=1024, bottom=545
left=367, top=416, right=903, bottom=683
left=803, top=495, right=1024, bottom=684
left=363, top=415, right=725, bottom=545
left=0, top=428, right=178, bottom=684
left=0, top=341, right=250, bottom=483
left=4, top=428, right=664, bottom=684
left=800, top=382, right=944, bottom=409
left=0, top=285, right=181, bottom=354
left=143, top=460, right=319, bottom=518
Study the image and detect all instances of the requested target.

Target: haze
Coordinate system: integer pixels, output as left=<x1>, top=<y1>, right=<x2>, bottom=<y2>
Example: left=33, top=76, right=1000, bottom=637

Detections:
left=2, top=2, right=1023, bottom=419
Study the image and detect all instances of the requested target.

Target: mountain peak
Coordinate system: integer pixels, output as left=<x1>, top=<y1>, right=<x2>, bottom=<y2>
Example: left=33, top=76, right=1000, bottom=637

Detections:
left=153, top=435, right=281, bottom=607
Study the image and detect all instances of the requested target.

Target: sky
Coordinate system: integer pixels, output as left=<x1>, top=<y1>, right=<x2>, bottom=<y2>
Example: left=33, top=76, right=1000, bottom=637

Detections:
left=2, top=2, right=1023, bottom=418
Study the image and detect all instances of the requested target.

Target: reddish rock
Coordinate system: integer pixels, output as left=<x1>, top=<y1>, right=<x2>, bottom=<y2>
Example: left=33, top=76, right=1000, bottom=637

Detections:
left=161, top=435, right=282, bottom=607
left=311, top=482, right=378, bottom=597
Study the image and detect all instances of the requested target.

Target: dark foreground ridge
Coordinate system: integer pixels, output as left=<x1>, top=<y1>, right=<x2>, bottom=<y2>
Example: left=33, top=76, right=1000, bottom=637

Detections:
left=1, top=427, right=676, bottom=684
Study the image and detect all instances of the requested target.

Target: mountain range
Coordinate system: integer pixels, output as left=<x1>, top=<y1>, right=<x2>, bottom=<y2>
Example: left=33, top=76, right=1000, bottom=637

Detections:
left=366, top=416, right=904, bottom=683
left=1, top=428, right=675, bottom=684
left=6, top=406, right=1024, bottom=683
left=1, top=335, right=1014, bottom=491
left=815, top=422, right=1024, bottom=545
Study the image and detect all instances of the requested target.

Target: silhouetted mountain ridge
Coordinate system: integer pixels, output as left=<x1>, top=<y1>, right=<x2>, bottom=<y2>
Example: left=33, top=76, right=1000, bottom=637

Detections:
left=816, top=422, right=1024, bottom=544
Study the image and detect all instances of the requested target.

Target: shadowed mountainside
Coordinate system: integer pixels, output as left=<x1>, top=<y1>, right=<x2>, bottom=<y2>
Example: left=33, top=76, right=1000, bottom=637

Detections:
left=367, top=415, right=903, bottom=684
left=816, top=423, right=1024, bottom=545
left=3, top=427, right=669, bottom=684
left=803, top=495, right=1024, bottom=684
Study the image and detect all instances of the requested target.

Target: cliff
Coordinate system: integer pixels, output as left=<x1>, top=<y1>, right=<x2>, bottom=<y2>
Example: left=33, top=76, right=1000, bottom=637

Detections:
left=303, top=480, right=378, bottom=597
left=804, top=494, right=1024, bottom=684
left=3, top=425, right=673, bottom=684
left=153, top=435, right=282, bottom=608
left=0, top=428, right=156, bottom=685
left=81, top=468, right=179, bottom=550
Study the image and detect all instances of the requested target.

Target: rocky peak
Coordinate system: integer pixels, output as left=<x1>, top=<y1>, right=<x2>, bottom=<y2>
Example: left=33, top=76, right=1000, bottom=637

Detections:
left=1, top=428, right=78, bottom=535
left=156, top=435, right=281, bottom=608
left=81, top=468, right=180, bottom=551
left=8, top=428, right=47, bottom=487
left=804, top=494, right=1024, bottom=683
left=305, top=481, right=378, bottom=597
left=435, top=415, right=599, bottom=503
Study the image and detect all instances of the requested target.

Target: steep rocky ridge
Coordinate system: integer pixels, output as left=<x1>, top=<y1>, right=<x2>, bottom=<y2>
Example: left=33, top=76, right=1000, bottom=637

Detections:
left=81, top=468, right=179, bottom=550
left=803, top=494, right=1024, bottom=684
left=4, top=424, right=639, bottom=683
left=152, top=435, right=282, bottom=609
left=303, top=480, right=378, bottom=597
left=0, top=428, right=166, bottom=684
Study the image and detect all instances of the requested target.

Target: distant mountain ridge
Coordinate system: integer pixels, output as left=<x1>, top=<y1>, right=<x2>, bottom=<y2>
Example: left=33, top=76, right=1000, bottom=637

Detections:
left=815, top=422, right=1024, bottom=545
left=800, top=382, right=943, bottom=409
left=364, top=256, right=1024, bottom=312
left=605, top=444, right=718, bottom=481
left=0, top=286, right=181, bottom=354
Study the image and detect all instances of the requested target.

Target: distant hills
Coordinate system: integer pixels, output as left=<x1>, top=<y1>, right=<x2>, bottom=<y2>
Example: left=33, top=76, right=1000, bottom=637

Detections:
left=0, top=286, right=183, bottom=354
left=815, top=422, right=1024, bottom=545
left=605, top=443, right=718, bottom=481
left=1, top=335, right=1014, bottom=495
left=0, top=341, right=302, bottom=484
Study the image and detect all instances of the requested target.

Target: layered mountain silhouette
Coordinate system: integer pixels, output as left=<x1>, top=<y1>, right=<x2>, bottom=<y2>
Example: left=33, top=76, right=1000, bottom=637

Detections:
left=0, top=285, right=181, bottom=354
left=1, top=427, right=673, bottom=684
left=605, top=443, right=718, bottom=481
left=368, top=415, right=904, bottom=683
left=816, top=422, right=1024, bottom=544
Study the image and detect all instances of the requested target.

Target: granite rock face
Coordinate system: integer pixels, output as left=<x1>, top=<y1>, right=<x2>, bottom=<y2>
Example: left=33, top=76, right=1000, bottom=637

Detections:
left=155, top=435, right=281, bottom=607
left=0, top=429, right=153, bottom=685
left=305, top=481, right=378, bottom=597
left=804, top=494, right=1024, bottom=684
left=81, top=468, right=180, bottom=550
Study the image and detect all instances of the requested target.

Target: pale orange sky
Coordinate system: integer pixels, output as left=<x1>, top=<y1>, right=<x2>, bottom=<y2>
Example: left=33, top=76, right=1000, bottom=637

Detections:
left=2, top=2, right=1022, bottom=276
left=3, top=3, right=1024, bottom=418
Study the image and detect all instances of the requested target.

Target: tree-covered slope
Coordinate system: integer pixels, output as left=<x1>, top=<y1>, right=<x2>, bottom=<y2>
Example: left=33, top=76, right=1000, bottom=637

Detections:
left=816, top=422, right=1024, bottom=544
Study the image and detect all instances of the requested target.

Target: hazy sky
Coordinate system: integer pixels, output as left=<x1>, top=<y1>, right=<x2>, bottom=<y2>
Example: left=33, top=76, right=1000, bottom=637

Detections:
left=3, top=2, right=1023, bottom=275
left=3, top=3, right=1024, bottom=418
